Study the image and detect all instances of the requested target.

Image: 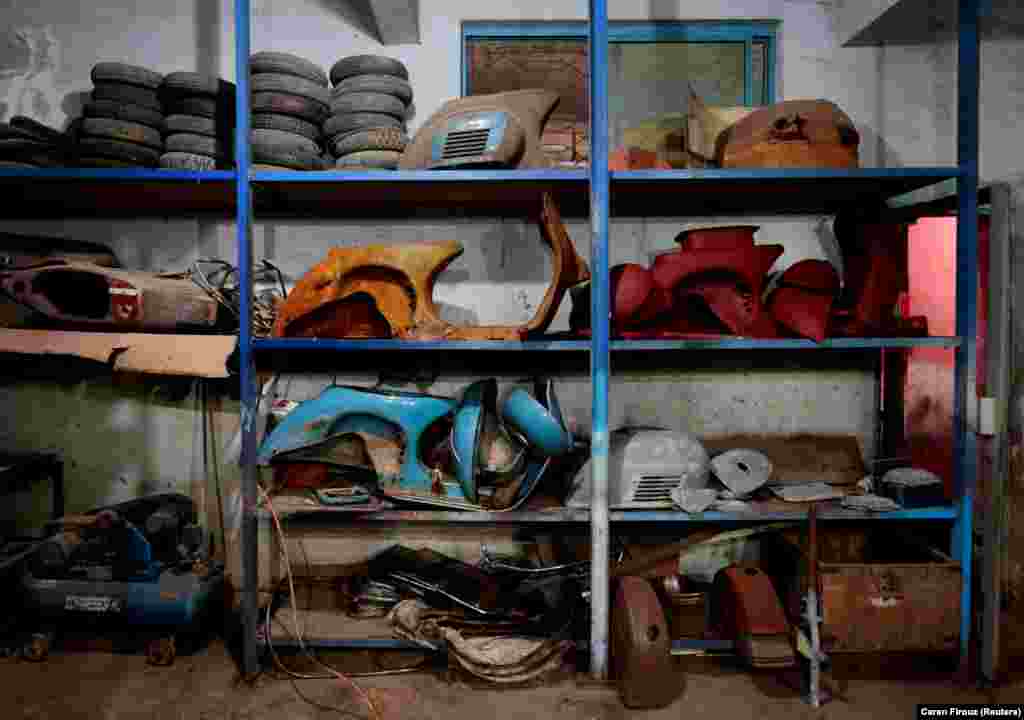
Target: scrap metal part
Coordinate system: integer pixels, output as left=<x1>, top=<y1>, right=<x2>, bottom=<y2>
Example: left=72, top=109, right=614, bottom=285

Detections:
left=273, top=193, right=589, bottom=341
left=0, top=260, right=218, bottom=330
left=400, top=89, right=560, bottom=170
left=716, top=99, right=860, bottom=169
left=611, top=576, right=685, bottom=708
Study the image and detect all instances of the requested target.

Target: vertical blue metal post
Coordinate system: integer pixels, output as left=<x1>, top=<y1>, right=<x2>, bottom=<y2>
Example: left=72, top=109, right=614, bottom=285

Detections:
left=953, top=0, right=979, bottom=671
left=588, top=0, right=611, bottom=680
left=234, top=0, right=258, bottom=677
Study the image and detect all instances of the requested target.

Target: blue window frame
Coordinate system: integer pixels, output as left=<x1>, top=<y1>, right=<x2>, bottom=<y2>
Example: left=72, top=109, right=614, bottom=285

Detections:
left=462, top=21, right=777, bottom=106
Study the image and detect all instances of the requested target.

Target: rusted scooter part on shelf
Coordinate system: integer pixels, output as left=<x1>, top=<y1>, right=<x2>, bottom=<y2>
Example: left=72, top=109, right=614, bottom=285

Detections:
left=400, top=89, right=560, bottom=170
left=274, top=193, right=589, bottom=341
left=716, top=99, right=860, bottom=169
left=650, top=225, right=783, bottom=338
left=766, top=259, right=840, bottom=342
left=828, top=218, right=928, bottom=337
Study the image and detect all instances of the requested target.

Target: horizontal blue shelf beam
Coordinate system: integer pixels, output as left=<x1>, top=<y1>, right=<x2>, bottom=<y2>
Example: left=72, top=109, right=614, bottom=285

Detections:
left=0, top=168, right=236, bottom=182
left=263, top=508, right=592, bottom=523
left=672, top=639, right=735, bottom=653
left=612, top=337, right=961, bottom=350
left=611, top=167, right=959, bottom=182
left=611, top=167, right=961, bottom=216
left=252, top=169, right=588, bottom=183
left=610, top=506, right=958, bottom=522
left=265, top=638, right=432, bottom=651
left=259, top=505, right=957, bottom=524
left=254, top=338, right=590, bottom=352
left=254, top=337, right=959, bottom=352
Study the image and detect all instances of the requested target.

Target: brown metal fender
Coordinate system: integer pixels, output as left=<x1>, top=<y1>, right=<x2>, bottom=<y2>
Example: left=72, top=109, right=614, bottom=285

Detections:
left=611, top=576, right=684, bottom=709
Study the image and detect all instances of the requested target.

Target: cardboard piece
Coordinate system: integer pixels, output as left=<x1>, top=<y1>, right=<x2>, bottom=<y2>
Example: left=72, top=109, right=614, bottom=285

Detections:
left=702, top=434, right=865, bottom=486
left=0, top=329, right=234, bottom=378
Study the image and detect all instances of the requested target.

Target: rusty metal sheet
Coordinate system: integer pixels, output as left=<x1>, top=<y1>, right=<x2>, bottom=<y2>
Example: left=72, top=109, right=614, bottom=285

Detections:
left=820, top=562, right=960, bottom=652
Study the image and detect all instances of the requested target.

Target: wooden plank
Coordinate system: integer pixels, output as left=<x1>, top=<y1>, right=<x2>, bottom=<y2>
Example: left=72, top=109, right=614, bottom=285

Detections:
left=0, top=329, right=234, bottom=378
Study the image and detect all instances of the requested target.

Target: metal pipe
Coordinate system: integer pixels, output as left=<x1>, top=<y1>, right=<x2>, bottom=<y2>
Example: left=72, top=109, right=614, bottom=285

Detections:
left=235, top=0, right=259, bottom=678
left=953, top=0, right=980, bottom=671
left=588, top=0, right=611, bottom=681
left=807, top=504, right=820, bottom=708
left=981, top=182, right=1012, bottom=683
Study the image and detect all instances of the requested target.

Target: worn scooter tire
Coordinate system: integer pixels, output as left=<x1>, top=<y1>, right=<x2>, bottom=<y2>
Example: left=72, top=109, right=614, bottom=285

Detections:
left=83, top=100, right=165, bottom=131
left=250, top=51, right=328, bottom=87
left=92, top=82, right=163, bottom=112
left=164, top=114, right=217, bottom=137
left=334, top=149, right=402, bottom=169
left=329, top=55, right=408, bottom=86
left=91, top=62, right=164, bottom=90
left=165, top=133, right=225, bottom=159
left=251, top=113, right=321, bottom=142
left=82, top=118, right=163, bottom=150
left=323, top=112, right=402, bottom=140
left=251, top=73, right=330, bottom=108
left=251, top=128, right=320, bottom=155
left=330, top=126, right=407, bottom=157
left=331, top=74, right=412, bottom=105
left=160, top=151, right=218, bottom=171
left=161, top=71, right=221, bottom=97
left=329, top=91, right=406, bottom=119
left=251, top=92, right=327, bottom=124
left=252, top=142, right=324, bottom=170
left=77, top=137, right=161, bottom=166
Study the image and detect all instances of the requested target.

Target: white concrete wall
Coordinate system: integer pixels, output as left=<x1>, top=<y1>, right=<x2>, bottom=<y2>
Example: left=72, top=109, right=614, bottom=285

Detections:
left=0, top=0, right=976, bottom=537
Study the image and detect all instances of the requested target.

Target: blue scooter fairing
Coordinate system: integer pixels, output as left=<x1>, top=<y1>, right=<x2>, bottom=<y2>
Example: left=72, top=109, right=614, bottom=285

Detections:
left=257, top=385, right=457, bottom=495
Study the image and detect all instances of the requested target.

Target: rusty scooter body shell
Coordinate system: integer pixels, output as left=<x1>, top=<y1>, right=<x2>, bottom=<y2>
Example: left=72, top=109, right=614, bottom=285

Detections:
left=273, top=193, right=589, bottom=341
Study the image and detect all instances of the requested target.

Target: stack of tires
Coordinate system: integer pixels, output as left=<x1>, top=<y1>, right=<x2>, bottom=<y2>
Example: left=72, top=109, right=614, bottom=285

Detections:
left=0, top=116, right=68, bottom=168
left=78, top=62, right=166, bottom=168
left=159, top=72, right=236, bottom=170
left=325, top=55, right=410, bottom=171
left=249, top=52, right=329, bottom=171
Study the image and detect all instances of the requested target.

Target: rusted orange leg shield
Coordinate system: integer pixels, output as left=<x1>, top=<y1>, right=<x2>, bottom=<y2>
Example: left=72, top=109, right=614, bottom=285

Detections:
left=273, top=193, right=590, bottom=341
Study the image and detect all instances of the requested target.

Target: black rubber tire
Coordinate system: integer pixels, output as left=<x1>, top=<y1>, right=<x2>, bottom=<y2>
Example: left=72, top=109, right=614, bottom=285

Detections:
left=165, top=133, right=225, bottom=159
left=335, top=149, right=402, bottom=169
left=77, top=137, right=160, bottom=166
left=251, top=92, right=327, bottom=124
left=159, top=151, right=217, bottom=171
left=161, top=71, right=220, bottom=97
left=0, top=122, right=50, bottom=143
left=0, top=139, right=63, bottom=166
left=250, top=52, right=327, bottom=87
left=83, top=100, right=165, bottom=130
left=251, top=128, right=319, bottom=155
left=76, top=156, right=138, bottom=168
left=251, top=74, right=330, bottom=108
left=330, top=126, right=407, bottom=156
left=329, top=91, right=406, bottom=120
left=91, top=62, right=163, bottom=90
left=252, top=142, right=324, bottom=170
left=82, top=118, right=163, bottom=150
left=251, top=113, right=320, bottom=142
left=323, top=112, right=403, bottom=140
left=331, top=74, right=412, bottom=105
left=92, top=82, right=163, bottom=112
left=9, top=116, right=66, bottom=145
left=329, top=55, right=408, bottom=86
left=162, top=96, right=219, bottom=119
left=164, top=114, right=217, bottom=137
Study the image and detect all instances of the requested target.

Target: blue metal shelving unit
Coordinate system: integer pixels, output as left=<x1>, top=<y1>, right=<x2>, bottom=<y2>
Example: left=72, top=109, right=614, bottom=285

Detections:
left=223, top=0, right=979, bottom=679
left=0, top=0, right=979, bottom=686
left=0, top=0, right=978, bottom=683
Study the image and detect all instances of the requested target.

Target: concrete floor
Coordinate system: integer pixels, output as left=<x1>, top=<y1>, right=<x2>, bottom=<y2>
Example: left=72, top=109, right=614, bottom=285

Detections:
left=3, top=641, right=1024, bottom=720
